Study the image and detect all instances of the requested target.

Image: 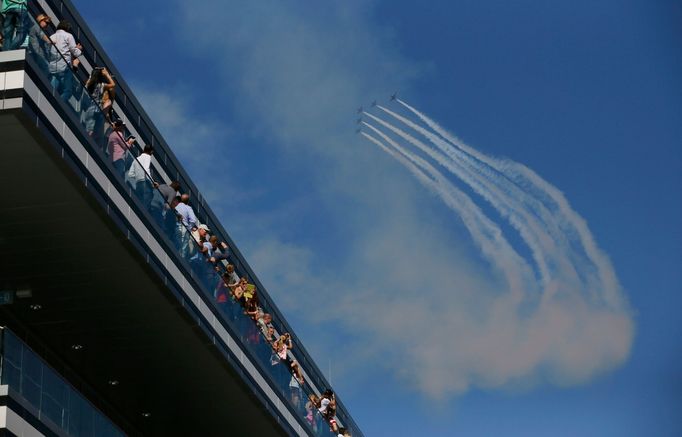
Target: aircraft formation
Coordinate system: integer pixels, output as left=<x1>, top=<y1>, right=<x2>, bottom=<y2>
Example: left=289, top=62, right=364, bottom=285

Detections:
left=356, top=92, right=398, bottom=134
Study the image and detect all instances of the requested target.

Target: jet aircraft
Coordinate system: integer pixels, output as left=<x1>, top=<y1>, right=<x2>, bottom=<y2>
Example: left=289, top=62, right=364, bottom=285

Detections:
left=390, top=92, right=398, bottom=101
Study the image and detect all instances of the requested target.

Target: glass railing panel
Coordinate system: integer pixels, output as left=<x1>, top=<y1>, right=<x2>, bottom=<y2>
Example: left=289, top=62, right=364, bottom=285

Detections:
left=41, top=366, right=69, bottom=427
left=20, top=341, right=43, bottom=407
left=19, top=9, right=359, bottom=435
left=1, top=333, right=22, bottom=390
left=0, top=329, right=124, bottom=437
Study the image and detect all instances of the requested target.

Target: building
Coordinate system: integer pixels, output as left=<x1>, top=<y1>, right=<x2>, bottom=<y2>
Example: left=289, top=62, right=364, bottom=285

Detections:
left=0, top=1, right=361, bottom=436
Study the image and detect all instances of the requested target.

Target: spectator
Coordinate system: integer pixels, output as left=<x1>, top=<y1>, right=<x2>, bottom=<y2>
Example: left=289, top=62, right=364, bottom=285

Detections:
left=83, top=67, right=115, bottom=145
left=201, top=235, right=222, bottom=288
left=151, top=180, right=180, bottom=235
left=232, top=276, right=248, bottom=304
left=155, top=181, right=180, bottom=209
left=127, top=145, right=155, bottom=207
left=257, top=312, right=273, bottom=339
left=330, top=417, right=340, bottom=434
left=289, top=360, right=305, bottom=409
left=189, top=223, right=210, bottom=262
left=274, top=333, right=292, bottom=361
left=1, top=0, right=27, bottom=51
left=48, top=20, right=82, bottom=101
left=227, top=274, right=248, bottom=322
left=306, top=394, right=321, bottom=432
left=215, top=272, right=232, bottom=304
left=243, top=283, right=256, bottom=303
left=208, top=239, right=229, bottom=266
left=224, top=264, right=240, bottom=289
left=244, top=299, right=261, bottom=343
left=27, top=13, right=51, bottom=71
left=265, top=325, right=275, bottom=344
left=174, top=194, right=197, bottom=256
left=107, top=120, right=133, bottom=177
left=319, top=389, right=335, bottom=420
left=244, top=298, right=259, bottom=321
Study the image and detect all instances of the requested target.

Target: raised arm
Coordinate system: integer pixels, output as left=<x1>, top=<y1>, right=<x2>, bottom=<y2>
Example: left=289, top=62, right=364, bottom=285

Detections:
left=101, top=68, right=116, bottom=91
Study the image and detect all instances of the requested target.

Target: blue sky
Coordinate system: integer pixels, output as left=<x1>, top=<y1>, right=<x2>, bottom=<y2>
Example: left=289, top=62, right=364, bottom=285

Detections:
left=73, top=0, right=681, bottom=435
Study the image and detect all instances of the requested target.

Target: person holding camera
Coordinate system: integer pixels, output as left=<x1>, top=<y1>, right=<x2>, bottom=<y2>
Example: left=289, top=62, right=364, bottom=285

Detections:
left=83, top=66, right=115, bottom=146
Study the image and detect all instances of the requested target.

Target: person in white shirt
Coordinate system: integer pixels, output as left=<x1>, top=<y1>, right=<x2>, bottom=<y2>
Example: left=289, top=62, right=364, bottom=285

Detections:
left=48, top=20, right=82, bottom=101
left=127, top=145, right=155, bottom=207
left=174, top=193, right=198, bottom=257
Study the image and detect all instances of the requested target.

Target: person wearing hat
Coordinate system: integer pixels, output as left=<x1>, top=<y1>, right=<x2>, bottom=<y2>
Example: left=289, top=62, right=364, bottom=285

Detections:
left=1, top=0, right=28, bottom=51
left=189, top=223, right=211, bottom=258
left=28, top=14, right=52, bottom=72
left=107, top=120, right=135, bottom=178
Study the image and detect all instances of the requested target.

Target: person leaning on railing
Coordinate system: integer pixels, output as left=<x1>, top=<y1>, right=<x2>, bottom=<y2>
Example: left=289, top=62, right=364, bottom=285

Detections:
left=27, top=13, right=51, bottom=72
left=151, top=180, right=181, bottom=236
left=47, top=20, right=82, bottom=101
left=289, top=360, right=305, bottom=409
left=174, top=194, right=198, bottom=257
left=107, top=120, right=134, bottom=177
left=1, top=0, right=28, bottom=51
left=127, top=145, right=155, bottom=207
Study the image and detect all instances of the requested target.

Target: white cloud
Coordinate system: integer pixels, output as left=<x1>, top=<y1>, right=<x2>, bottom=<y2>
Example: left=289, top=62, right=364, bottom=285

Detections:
left=153, top=0, right=635, bottom=401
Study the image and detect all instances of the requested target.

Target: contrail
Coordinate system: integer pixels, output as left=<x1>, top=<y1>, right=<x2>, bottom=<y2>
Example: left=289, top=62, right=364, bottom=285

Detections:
left=394, top=99, right=623, bottom=308
left=364, top=111, right=555, bottom=285
left=362, top=122, right=533, bottom=293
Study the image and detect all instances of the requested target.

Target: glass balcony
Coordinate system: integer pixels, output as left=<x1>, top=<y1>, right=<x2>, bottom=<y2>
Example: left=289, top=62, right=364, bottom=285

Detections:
left=3, top=7, right=360, bottom=436
left=0, top=328, right=124, bottom=437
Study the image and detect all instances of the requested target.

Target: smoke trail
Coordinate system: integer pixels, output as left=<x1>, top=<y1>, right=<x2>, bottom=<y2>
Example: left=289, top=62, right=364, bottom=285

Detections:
left=364, top=111, right=557, bottom=286
left=362, top=122, right=533, bottom=292
left=375, top=105, right=591, bottom=297
left=395, top=99, right=624, bottom=309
